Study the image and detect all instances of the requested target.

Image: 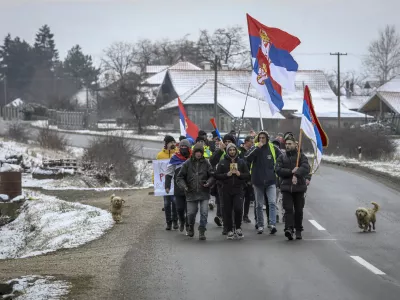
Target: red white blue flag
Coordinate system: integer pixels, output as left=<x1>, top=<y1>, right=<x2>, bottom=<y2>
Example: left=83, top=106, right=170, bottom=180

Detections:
left=178, top=97, right=199, bottom=140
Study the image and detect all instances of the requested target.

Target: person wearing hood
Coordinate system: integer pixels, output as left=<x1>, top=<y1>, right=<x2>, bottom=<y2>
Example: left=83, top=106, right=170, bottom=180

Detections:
left=244, top=130, right=281, bottom=235
left=165, top=139, right=192, bottom=234
left=176, top=143, right=215, bottom=240
left=215, top=143, right=250, bottom=239
left=156, top=135, right=179, bottom=230
left=276, top=134, right=310, bottom=240
left=192, top=136, right=212, bottom=158
left=209, top=133, right=238, bottom=234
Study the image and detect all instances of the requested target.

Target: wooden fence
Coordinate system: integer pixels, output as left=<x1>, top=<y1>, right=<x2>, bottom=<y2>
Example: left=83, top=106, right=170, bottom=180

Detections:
left=48, top=109, right=98, bottom=130
left=1, top=106, right=23, bottom=120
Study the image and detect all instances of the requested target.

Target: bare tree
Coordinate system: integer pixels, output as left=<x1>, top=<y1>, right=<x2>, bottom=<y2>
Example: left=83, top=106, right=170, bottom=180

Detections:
left=363, top=25, right=400, bottom=84
left=325, top=70, right=367, bottom=96
left=101, top=42, right=154, bottom=133
left=197, top=25, right=247, bottom=68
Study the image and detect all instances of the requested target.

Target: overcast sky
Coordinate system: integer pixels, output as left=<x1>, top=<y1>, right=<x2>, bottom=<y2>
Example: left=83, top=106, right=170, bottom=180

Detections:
left=1, top=0, right=399, bottom=74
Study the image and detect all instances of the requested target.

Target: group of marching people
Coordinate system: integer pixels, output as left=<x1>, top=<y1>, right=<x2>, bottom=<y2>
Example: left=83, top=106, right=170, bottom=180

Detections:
left=157, top=128, right=311, bottom=241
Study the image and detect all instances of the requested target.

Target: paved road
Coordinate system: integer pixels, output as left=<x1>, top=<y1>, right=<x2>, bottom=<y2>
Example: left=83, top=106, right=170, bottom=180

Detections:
left=116, top=164, right=400, bottom=300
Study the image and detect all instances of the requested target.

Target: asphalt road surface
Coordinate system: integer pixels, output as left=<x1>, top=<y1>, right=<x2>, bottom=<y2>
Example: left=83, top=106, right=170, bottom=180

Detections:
left=116, top=164, right=400, bottom=300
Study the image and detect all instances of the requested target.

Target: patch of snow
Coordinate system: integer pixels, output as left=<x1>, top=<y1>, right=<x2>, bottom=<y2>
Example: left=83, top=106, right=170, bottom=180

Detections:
left=0, top=194, right=9, bottom=201
left=0, top=163, right=23, bottom=172
left=0, top=192, right=114, bottom=259
left=10, top=195, right=25, bottom=203
left=4, top=275, right=69, bottom=299
left=322, top=154, right=400, bottom=179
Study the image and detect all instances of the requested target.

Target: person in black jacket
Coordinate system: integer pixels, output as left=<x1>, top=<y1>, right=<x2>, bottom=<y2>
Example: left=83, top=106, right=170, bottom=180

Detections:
left=276, top=134, right=310, bottom=240
left=176, top=143, right=215, bottom=240
left=215, top=143, right=250, bottom=239
left=165, top=139, right=192, bottom=234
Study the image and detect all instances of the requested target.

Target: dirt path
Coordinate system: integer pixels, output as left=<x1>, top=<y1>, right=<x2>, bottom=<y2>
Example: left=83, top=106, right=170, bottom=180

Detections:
left=0, top=188, right=163, bottom=299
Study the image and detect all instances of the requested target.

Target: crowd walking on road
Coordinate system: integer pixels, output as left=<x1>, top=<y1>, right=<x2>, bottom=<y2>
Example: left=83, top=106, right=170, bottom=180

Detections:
left=158, top=128, right=311, bottom=241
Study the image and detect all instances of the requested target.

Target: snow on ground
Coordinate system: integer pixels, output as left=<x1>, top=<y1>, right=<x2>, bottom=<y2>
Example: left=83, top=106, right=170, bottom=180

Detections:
left=322, top=155, right=400, bottom=179
left=31, top=120, right=180, bottom=142
left=0, top=192, right=114, bottom=259
left=0, top=138, right=153, bottom=190
left=2, top=275, right=69, bottom=300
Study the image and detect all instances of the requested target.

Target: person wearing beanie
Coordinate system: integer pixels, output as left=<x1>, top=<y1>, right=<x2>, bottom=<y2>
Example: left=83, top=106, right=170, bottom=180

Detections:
left=156, top=135, right=178, bottom=230
left=276, top=134, right=310, bottom=240
left=215, top=143, right=250, bottom=240
left=176, top=142, right=214, bottom=241
left=209, top=133, right=239, bottom=234
left=165, top=139, right=192, bottom=234
left=244, top=130, right=282, bottom=235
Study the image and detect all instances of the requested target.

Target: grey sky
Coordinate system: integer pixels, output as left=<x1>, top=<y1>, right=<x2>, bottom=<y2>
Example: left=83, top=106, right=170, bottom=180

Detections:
left=1, top=0, right=399, bottom=74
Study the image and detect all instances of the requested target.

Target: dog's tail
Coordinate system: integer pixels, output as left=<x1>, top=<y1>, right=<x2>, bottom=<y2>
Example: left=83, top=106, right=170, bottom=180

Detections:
left=371, top=202, right=379, bottom=212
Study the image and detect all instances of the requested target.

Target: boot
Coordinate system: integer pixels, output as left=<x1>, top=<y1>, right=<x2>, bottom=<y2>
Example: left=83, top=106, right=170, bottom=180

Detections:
left=187, top=225, right=194, bottom=237
left=172, top=220, right=179, bottom=230
left=199, top=228, right=206, bottom=240
left=179, top=221, right=185, bottom=232
left=295, top=230, right=302, bottom=240
left=166, top=222, right=172, bottom=231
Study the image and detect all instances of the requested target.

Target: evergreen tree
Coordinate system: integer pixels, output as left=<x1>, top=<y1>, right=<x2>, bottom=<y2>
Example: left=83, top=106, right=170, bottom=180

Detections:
left=34, top=24, right=59, bottom=69
left=63, top=45, right=100, bottom=88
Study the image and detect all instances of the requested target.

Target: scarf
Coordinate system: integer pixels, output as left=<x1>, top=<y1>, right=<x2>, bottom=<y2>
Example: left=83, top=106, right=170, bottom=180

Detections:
left=169, top=150, right=191, bottom=165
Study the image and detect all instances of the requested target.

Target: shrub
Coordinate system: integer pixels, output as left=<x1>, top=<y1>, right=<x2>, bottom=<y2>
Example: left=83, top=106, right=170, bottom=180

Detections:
left=37, top=126, right=68, bottom=151
left=82, top=134, right=138, bottom=185
left=7, top=122, right=29, bottom=142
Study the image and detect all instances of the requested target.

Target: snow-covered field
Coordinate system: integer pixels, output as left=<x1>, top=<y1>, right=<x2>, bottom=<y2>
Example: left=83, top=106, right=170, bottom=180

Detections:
left=0, top=192, right=114, bottom=259
left=0, top=139, right=153, bottom=190
left=2, top=275, right=69, bottom=300
left=31, top=120, right=180, bottom=142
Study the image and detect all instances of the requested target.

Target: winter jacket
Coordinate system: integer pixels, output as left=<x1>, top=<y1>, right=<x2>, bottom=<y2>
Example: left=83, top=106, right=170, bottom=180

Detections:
left=176, top=156, right=215, bottom=202
left=275, top=150, right=310, bottom=193
left=165, top=163, right=186, bottom=196
left=215, top=152, right=250, bottom=193
left=244, top=131, right=281, bottom=187
left=156, top=148, right=177, bottom=160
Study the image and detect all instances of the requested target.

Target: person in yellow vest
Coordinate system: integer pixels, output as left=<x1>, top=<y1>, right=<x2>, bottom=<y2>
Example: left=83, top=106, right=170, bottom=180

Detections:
left=244, top=130, right=281, bottom=235
left=156, top=135, right=178, bottom=230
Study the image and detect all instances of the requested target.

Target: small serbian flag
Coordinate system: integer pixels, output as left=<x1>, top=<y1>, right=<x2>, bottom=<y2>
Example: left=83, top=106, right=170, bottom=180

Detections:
left=178, top=97, right=199, bottom=140
left=247, top=13, right=300, bottom=92
left=251, top=48, right=284, bottom=115
left=300, top=85, right=329, bottom=173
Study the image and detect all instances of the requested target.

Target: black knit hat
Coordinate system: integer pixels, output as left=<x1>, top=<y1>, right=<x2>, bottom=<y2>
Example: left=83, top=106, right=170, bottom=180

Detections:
left=198, top=130, right=207, bottom=137
left=211, top=130, right=218, bottom=138
left=164, top=135, right=176, bottom=145
left=179, top=135, right=186, bottom=141
left=196, top=136, right=206, bottom=143
left=223, top=134, right=236, bottom=144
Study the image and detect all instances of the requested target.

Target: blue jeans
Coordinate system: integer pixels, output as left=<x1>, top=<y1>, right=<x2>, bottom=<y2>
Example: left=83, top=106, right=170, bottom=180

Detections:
left=164, top=196, right=177, bottom=224
left=253, top=184, right=276, bottom=227
left=187, top=200, right=209, bottom=230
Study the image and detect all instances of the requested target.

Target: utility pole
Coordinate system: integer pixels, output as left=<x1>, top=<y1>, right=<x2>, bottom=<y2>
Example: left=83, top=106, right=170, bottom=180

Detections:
left=330, top=52, right=347, bottom=128
left=214, top=55, right=218, bottom=128
left=3, top=75, right=6, bottom=107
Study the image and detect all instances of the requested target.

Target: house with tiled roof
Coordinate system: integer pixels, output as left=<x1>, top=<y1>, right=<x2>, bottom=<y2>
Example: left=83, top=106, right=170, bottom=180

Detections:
left=156, top=67, right=371, bottom=132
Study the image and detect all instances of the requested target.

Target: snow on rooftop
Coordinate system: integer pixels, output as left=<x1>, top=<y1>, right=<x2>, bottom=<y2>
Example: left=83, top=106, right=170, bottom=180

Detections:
left=160, top=80, right=284, bottom=119
left=341, top=96, right=370, bottom=110
left=378, top=75, right=400, bottom=93
left=378, top=91, right=400, bottom=114
left=143, top=62, right=202, bottom=85
left=145, top=65, right=169, bottom=74
left=5, top=98, right=24, bottom=108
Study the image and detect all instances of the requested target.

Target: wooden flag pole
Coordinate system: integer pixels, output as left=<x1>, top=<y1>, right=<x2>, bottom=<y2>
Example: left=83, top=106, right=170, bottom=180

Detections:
left=296, top=129, right=303, bottom=167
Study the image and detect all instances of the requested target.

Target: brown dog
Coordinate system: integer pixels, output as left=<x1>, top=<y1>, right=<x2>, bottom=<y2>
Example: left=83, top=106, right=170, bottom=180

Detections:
left=355, top=202, right=379, bottom=232
left=110, top=194, right=125, bottom=223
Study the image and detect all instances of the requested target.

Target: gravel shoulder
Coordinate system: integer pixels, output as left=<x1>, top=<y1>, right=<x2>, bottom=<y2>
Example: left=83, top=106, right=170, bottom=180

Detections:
left=0, top=188, right=162, bottom=300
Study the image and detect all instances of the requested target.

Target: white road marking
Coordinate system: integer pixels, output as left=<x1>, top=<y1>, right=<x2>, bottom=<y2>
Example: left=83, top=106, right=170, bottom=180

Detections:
left=350, top=256, right=386, bottom=275
left=303, top=239, right=337, bottom=241
left=309, top=220, right=326, bottom=231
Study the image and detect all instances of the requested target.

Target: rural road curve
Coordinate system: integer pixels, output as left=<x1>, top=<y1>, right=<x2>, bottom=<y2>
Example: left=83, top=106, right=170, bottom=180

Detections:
left=114, top=164, right=400, bottom=300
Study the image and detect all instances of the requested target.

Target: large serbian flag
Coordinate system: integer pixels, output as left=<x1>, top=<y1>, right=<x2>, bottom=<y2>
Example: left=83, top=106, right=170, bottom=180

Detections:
left=178, top=97, right=199, bottom=140
left=300, top=85, right=329, bottom=173
left=247, top=13, right=300, bottom=93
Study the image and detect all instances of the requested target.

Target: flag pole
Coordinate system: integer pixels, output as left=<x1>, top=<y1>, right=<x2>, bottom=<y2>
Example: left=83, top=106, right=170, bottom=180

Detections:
left=296, top=129, right=303, bottom=167
left=237, top=82, right=251, bottom=141
left=257, top=98, right=264, bottom=131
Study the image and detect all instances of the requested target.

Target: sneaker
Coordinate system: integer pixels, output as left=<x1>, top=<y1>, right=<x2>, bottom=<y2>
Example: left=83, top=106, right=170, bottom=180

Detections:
left=179, top=222, right=185, bottom=232
left=214, top=216, right=223, bottom=227
left=236, top=228, right=244, bottom=239
left=173, top=220, right=179, bottom=230
left=285, top=229, right=294, bottom=240
left=257, top=227, right=264, bottom=234
left=295, top=231, right=302, bottom=240
left=243, top=216, right=251, bottom=223
left=199, top=229, right=206, bottom=240
left=270, top=226, right=277, bottom=235
left=227, top=231, right=234, bottom=240
left=166, top=222, right=172, bottom=231
left=187, top=226, right=194, bottom=237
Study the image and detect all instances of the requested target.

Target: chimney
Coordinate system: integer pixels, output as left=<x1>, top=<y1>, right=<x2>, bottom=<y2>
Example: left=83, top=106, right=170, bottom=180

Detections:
left=203, top=61, right=211, bottom=71
left=350, top=81, right=354, bottom=95
left=221, top=63, right=229, bottom=71
left=345, top=81, right=350, bottom=98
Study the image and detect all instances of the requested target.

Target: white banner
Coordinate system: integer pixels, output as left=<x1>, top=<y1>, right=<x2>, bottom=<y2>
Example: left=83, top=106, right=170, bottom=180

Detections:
left=152, top=159, right=174, bottom=196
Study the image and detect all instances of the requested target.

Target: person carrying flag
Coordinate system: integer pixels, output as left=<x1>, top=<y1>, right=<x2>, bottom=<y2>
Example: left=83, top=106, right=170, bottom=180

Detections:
left=275, top=134, right=310, bottom=240
left=165, top=139, right=192, bottom=234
